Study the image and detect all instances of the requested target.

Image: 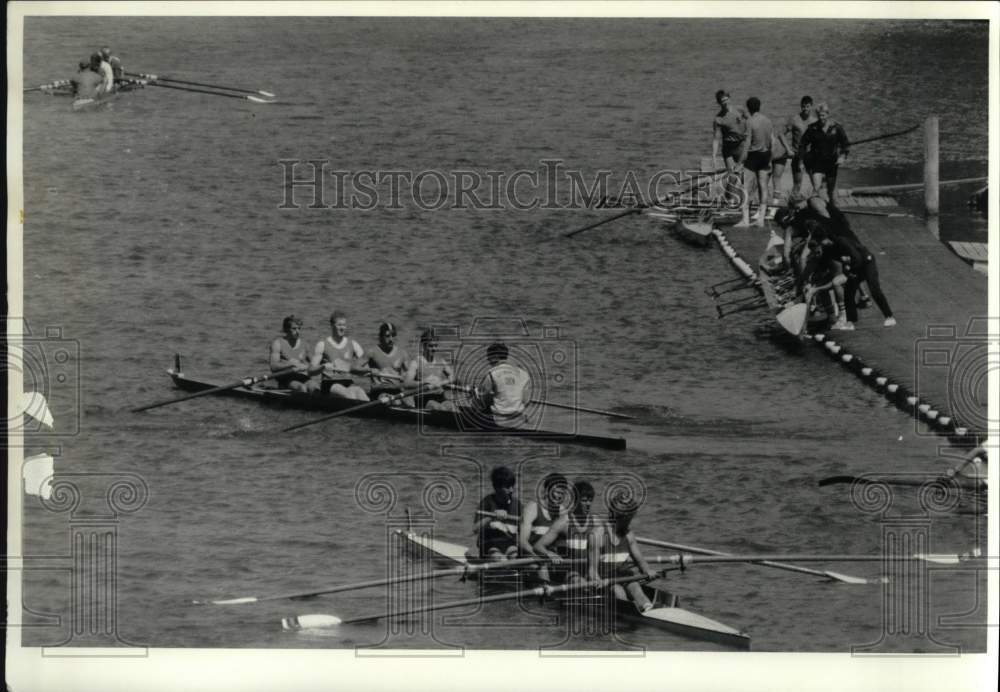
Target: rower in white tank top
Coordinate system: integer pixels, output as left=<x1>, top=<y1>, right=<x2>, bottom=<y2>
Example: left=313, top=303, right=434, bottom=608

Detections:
left=477, top=342, right=530, bottom=423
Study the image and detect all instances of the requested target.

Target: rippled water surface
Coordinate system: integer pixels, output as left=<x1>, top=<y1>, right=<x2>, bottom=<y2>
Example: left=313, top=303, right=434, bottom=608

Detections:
left=17, top=17, right=989, bottom=653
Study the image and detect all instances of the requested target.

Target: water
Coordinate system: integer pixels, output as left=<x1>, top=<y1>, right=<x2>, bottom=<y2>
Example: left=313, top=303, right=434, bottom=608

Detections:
left=16, top=17, right=989, bottom=653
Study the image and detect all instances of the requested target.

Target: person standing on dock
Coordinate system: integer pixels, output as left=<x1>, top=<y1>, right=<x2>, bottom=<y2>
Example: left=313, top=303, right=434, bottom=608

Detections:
left=269, top=315, right=314, bottom=392
left=365, top=322, right=412, bottom=399
left=475, top=341, right=531, bottom=429
left=310, top=311, right=370, bottom=401
left=736, top=97, right=773, bottom=227
left=771, top=96, right=816, bottom=202
left=711, top=90, right=748, bottom=175
left=474, top=465, right=523, bottom=561
left=800, top=103, right=850, bottom=203
left=518, top=472, right=570, bottom=584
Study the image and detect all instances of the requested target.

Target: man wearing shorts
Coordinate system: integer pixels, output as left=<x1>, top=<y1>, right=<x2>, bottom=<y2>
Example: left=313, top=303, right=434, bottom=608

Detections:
left=738, top=97, right=773, bottom=227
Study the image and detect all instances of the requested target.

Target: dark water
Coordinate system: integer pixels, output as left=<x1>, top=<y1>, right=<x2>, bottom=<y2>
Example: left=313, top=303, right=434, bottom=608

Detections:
left=17, top=17, right=989, bottom=653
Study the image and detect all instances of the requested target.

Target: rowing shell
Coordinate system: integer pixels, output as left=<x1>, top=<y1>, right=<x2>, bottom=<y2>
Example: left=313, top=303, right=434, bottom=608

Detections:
left=71, top=82, right=142, bottom=111
left=393, top=531, right=751, bottom=650
left=165, top=365, right=627, bottom=450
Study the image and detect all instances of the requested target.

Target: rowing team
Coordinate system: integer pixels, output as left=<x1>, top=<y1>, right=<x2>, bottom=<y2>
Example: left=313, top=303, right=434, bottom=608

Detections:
left=474, top=466, right=658, bottom=612
left=72, top=46, right=125, bottom=99
left=270, top=313, right=530, bottom=417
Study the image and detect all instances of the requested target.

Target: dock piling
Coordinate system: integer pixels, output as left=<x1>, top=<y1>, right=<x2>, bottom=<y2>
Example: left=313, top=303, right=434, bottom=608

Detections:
left=924, top=116, right=939, bottom=216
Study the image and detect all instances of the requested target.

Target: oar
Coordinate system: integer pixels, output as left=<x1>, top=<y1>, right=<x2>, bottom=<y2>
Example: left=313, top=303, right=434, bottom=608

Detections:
left=636, top=537, right=875, bottom=584
left=847, top=123, right=920, bottom=147
left=528, top=399, right=633, bottom=420
left=653, top=552, right=985, bottom=567
left=126, top=72, right=275, bottom=98
left=563, top=208, right=641, bottom=238
left=282, top=568, right=668, bottom=629
left=282, top=383, right=438, bottom=432
left=125, top=79, right=274, bottom=103
left=24, top=79, right=72, bottom=92
left=132, top=365, right=319, bottom=413
left=818, top=475, right=985, bottom=491
left=841, top=209, right=913, bottom=218
left=445, top=385, right=631, bottom=420
left=196, top=554, right=561, bottom=605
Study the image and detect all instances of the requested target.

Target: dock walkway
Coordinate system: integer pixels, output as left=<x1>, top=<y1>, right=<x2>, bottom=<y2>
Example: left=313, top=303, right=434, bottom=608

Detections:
left=708, top=198, right=989, bottom=447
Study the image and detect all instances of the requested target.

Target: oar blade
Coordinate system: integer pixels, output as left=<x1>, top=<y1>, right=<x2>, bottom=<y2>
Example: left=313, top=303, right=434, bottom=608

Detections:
left=282, top=614, right=344, bottom=630
left=823, top=571, right=879, bottom=585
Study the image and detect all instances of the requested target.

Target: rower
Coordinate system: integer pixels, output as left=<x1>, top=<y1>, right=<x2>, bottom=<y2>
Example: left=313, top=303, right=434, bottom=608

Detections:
left=517, top=472, right=570, bottom=584
left=365, top=322, right=412, bottom=399
left=310, top=311, right=369, bottom=401
left=403, top=328, right=454, bottom=410
left=473, top=466, right=523, bottom=561
left=93, top=50, right=114, bottom=93
left=533, top=480, right=597, bottom=585
left=476, top=342, right=531, bottom=429
left=99, top=46, right=124, bottom=81
left=269, top=315, right=314, bottom=392
left=72, top=54, right=105, bottom=99
left=591, top=495, right=656, bottom=612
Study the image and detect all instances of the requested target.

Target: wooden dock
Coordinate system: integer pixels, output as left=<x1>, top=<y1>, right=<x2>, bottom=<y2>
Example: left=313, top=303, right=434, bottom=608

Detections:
left=709, top=199, right=988, bottom=446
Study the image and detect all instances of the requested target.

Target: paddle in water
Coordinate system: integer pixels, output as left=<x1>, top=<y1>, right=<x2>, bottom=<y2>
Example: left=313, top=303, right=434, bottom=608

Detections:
left=132, top=364, right=319, bottom=412
left=126, top=72, right=275, bottom=98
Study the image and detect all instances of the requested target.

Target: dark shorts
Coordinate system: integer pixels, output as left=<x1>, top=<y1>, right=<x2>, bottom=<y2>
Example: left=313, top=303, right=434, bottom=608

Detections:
left=806, top=158, right=838, bottom=177
left=771, top=154, right=790, bottom=165
left=276, top=372, right=311, bottom=389
left=722, top=139, right=744, bottom=161
left=745, top=150, right=772, bottom=172
left=320, top=378, right=354, bottom=393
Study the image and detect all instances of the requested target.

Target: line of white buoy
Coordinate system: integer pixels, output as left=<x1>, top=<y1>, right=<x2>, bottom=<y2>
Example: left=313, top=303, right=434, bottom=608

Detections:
left=711, top=226, right=977, bottom=445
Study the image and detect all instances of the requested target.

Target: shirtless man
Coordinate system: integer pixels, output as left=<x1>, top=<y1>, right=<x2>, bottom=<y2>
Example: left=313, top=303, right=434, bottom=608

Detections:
left=711, top=90, right=748, bottom=174
left=737, top=97, right=773, bottom=227
left=269, top=315, right=314, bottom=392
left=310, top=312, right=369, bottom=401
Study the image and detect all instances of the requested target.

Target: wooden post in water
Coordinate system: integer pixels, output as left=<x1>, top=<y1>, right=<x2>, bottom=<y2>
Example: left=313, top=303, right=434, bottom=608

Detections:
left=923, top=116, right=939, bottom=216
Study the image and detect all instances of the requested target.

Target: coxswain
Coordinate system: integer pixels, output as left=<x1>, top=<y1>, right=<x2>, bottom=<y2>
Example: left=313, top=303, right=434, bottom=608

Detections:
left=476, top=341, right=531, bottom=429
left=473, top=465, right=522, bottom=561
left=403, top=328, right=454, bottom=409
left=590, top=495, right=656, bottom=612
left=269, top=315, right=314, bottom=392
left=99, top=46, right=124, bottom=81
left=365, top=322, right=412, bottom=399
left=517, top=472, right=570, bottom=585
left=310, top=311, right=369, bottom=401
left=533, top=480, right=597, bottom=585
left=71, top=55, right=104, bottom=99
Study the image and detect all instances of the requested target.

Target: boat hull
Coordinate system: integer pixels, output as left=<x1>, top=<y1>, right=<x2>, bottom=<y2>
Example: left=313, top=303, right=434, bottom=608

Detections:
left=395, top=530, right=751, bottom=650
left=672, top=219, right=714, bottom=247
left=165, top=368, right=626, bottom=450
